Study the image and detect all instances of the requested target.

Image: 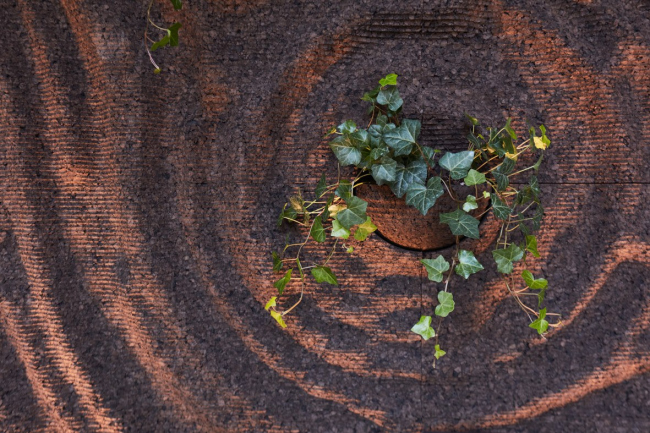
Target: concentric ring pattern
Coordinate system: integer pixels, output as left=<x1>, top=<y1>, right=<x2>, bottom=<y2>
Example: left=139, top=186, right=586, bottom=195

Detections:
left=0, top=0, right=648, bottom=431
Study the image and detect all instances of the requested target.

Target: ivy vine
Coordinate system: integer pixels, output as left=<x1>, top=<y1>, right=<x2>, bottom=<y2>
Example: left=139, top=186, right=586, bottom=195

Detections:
left=269, top=74, right=560, bottom=366
left=144, top=0, right=183, bottom=74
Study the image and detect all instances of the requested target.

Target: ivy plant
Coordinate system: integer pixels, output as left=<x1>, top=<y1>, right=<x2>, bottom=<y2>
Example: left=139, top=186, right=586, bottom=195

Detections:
left=144, top=0, right=183, bottom=74
left=269, top=74, right=560, bottom=366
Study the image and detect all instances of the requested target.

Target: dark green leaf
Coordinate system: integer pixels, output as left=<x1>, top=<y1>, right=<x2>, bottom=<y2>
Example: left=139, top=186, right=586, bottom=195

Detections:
left=379, top=73, right=398, bottom=87
left=310, top=216, right=326, bottom=243
left=405, top=177, right=444, bottom=216
left=435, top=291, right=455, bottom=317
left=421, top=146, right=437, bottom=165
left=311, top=266, right=338, bottom=285
left=439, top=151, right=475, bottom=179
left=354, top=217, right=377, bottom=241
left=439, top=208, right=480, bottom=239
left=335, top=180, right=353, bottom=200
left=389, top=159, right=427, bottom=198
left=331, top=219, right=350, bottom=239
left=274, top=269, right=292, bottom=295
left=529, top=308, right=548, bottom=334
left=491, top=195, right=510, bottom=220
left=492, top=244, right=525, bottom=274
left=335, top=196, right=368, bottom=229
left=151, top=34, right=171, bottom=51
left=315, top=173, right=327, bottom=198
left=531, top=205, right=544, bottom=231
left=522, top=270, right=548, bottom=290
left=329, top=135, right=362, bottom=166
left=462, top=195, right=478, bottom=212
left=376, top=86, right=403, bottom=111
left=504, top=118, right=517, bottom=140
left=455, top=250, right=484, bottom=279
left=464, top=169, right=486, bottom=186
left=272, top=252, right=283, bottom=272
left=168, top=22, right=182, bottom=47
left=530, top=175, right=540, bottom=200
left=420, top=255, right=450, bottom=283
left=411, top=315, right=435, bottom=340
left=169, top=0, right=182, bottom=10
left=337, top=120, right=357, bottom=134
left=383, top=119, right=420, bottom=156
left=533, top=153, right=544, bottom=171
left=371, top=156, right=397, bottom=185
left=369, top=146, right=389, bottom=160
left=277, top=204, right=298, bottom=227
left=361, top=86, right=381, bottom=102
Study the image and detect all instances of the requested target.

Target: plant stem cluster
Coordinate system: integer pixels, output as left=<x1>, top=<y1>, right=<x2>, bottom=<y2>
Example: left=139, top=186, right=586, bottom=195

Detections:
left=270, top=74, right=560, bottom=364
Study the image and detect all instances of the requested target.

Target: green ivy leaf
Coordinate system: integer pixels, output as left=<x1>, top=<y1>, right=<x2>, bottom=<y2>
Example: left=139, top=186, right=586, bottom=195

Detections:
left=270, top=310, right=287, bottom=328
left=439, top=151, right=475, bottom=180
left=439, top=208, right=480, bottom=239
left=522, top=270, right=548, bottom=290
left=405, top=177, right=444, bottom=216
left=465, top=113, right=479, bottom=126
left=411, top=315, right=435, bottom=340
left=274, top=269, right=292, bottom=295
left=525, top=235, right=541, bottom=258
left=379, top=73, right=398, bottom=86
left=435, top=291, right=455, bottom=317
left=529, top=308, right=548, bottom=334
left=493, top=157, right=515, bottom=191
left=361, top=86, right=381, bottom=103
left=315, top=173, right=327, bottom=198
left=388, top=159, right=427, bottom=198
left=310, top=216, right=326, bottom=243
left=531, top=204, right=544, bottom=231
left=371, top=156, right=397, bottom=185
left=335, top=180, right=353, bottom=201
left=369, top=146, right=389, bottom=160
left=346, top=246, right=354, bottom=253
left=463, top=195, right=478, bottom=212
left=151, top=34, right=171, bottom=51
left=420, top=255, right=450, bottom=283
left=272, top=252, right=283, bottom=272
left=455, top=250, right=484, bottom=279
left=434, top=344, right=446, bottom=359
left=421, top=146, right=438, bottom=166
left=354, top=217, right=377, bottom=241
left=311, top=266, right=338, bottom=285
left=492, top=244, right=525, bottom=274
left=335, top=196, right=368, bottom=229
left=168, top=22, right=182, bottom=47
left=331, top=219, right=350, bottom=239
left=504, top=118, right=517, bottom=140
left=491, top=195, right=510, bottom=220
left=464, top=169, right=486, bottom=186
left=169, top=0, right=182, bottom=10
left=265, top=296, right=277, bottom=311
left=376, top=86, right=403, bottom=111
left=383, top=119, right=420, bottom=156
left=337, top=120, right=357, bottom=134
left=529, top=175, right=540, bottom=201
left=277, top=204, right=298, bottom=227
left=329, top=135, right=362, bottom=166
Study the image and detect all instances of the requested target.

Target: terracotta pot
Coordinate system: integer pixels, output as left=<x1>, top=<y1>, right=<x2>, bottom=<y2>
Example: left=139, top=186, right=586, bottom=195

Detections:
left=356, top=182, right=489, bottom=251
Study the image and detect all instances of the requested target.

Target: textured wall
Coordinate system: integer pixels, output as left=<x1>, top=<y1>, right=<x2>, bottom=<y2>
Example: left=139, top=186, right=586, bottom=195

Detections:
left=0, top=0, right=649, bottom=431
